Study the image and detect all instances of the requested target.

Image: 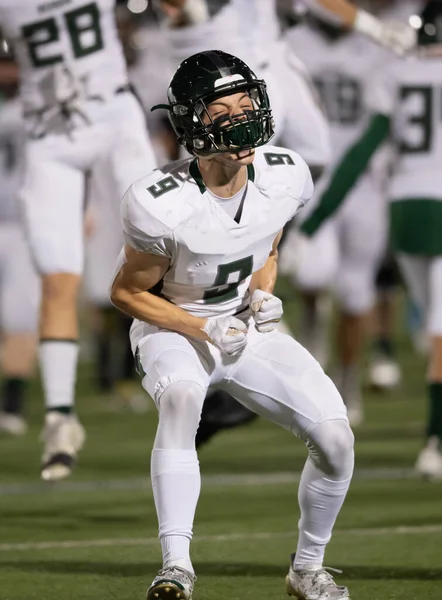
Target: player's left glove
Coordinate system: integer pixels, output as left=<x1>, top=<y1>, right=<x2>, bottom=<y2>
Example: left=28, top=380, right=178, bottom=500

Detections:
left=354, top=10, right=417, bottom=56
left=251, top=289, right=283, bottom=333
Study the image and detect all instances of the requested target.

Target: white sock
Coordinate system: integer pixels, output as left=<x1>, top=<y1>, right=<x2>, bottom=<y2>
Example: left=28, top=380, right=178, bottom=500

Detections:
left=294, top=457, right=352, bottom=570
left=151, top=448, right=200, bottom=574
left=39, top=340, right=78, bottom=411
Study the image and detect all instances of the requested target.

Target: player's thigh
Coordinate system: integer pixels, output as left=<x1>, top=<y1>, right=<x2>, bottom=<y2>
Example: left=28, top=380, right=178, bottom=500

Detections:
left=427, top=257, right=442, bottom=336
left=396, top=254, right=429, bottom=316
left=20, top=151, right=85, bottom=275
left=274, top=50, right=331, bottom=167
left=222, top=328, right=347, bottom=438
left=295, top=222, right=339, bottom=292
left=336, top=191, right=388, bottom=314
left=108, top=93, right=157, bottom=197
left=0, top=224, right=40, bottom=333
left=132, top=321, right=211, bottom=407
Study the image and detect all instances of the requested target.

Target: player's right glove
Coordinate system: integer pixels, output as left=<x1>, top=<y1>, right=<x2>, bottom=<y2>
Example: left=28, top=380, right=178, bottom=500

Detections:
left=354, top=10, right=417, bottom=56
left=202, top=315, right=248, bottom=356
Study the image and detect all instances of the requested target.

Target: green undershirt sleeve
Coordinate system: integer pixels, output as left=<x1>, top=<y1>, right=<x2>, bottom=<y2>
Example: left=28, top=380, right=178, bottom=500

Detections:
left=301, top=113, right=391, bottom=237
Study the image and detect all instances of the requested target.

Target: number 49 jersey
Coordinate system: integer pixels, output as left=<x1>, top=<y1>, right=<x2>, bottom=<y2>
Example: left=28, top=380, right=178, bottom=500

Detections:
left=121, top=146, right=313, bottom=318
left=0, top=0, right=127, bottom=114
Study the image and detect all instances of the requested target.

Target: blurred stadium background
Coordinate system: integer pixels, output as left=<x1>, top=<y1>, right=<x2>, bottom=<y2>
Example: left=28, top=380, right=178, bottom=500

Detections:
left=1, top=1, right=441, bottom=600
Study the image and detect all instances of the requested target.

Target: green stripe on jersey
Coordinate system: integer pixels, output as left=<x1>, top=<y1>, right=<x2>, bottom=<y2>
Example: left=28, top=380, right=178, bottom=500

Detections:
left=390, top=198, right=442, bottom=255
left=301, top=114, right=390, bottom=236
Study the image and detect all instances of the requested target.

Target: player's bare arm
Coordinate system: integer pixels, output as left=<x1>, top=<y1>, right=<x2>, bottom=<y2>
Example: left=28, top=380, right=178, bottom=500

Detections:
left=249, top=230, right=284, bottom=333
left=249, top=230, right=283, bottom=296
left=110, top=245, right=210, bottom=341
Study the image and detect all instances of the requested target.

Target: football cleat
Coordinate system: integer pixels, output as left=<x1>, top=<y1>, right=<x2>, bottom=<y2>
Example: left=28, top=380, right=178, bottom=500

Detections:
left=286, top=555, right=350, bottom=600
left=40, top=412, right=85, bottom=482
left=146, top=565, right=195, bottom=600
left=415, top=437, right=442, bottom=480
left=369, top=355, right=401, bottom=390
left=0, top=413, right=28, bottom=436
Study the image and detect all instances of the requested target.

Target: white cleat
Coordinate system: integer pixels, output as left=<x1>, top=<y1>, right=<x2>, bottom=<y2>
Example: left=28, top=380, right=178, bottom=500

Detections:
left=40, top=412, right=86, bottom=482
left=415, top=437, right=442, bottom=480
left=286, top=560, right=350, bottom=600
left=0, top=413, right=28, bottom=436
left=146, top=565, right=195, bottom=600
left=369, top=356, right=401, bottom=390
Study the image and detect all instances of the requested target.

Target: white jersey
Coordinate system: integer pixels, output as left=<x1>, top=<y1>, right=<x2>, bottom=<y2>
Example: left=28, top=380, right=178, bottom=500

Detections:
left=121, top=145, right=313, bottom=318
left=287, top=25, right=386, bottom=161
left=0, top=0, right=128, bottom=124
left=0, top=99, right=25, bottom=222
left=369, top=55, right=442, bottom=203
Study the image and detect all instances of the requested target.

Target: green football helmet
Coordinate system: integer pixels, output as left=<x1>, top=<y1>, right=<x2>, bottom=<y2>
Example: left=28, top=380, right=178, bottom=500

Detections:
left=152, top=50, right=274, bottom=156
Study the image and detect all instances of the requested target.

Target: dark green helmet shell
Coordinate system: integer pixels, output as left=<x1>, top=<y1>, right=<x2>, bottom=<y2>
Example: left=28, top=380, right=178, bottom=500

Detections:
left=152, top=50, right=275, bottom=156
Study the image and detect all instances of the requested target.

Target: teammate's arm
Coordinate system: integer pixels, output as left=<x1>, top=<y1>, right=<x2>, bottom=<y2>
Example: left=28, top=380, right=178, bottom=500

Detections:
left=110, top=245, right=210, bottom=341
left=301, top=114, right=390, bottom=237
left=302, top=0, right=416, bottom=55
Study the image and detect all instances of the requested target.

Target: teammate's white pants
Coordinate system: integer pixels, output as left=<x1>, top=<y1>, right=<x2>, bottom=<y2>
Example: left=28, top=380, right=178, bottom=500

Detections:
left=132, top=315, right=349, bottom=435
left=20, top=92, right=156, bottom=276
left=397, top=254, right=442, bottom=336
left=0, top=222, right=40, bottom=333
left=84, top=160, right=125, bottom=306
left=264, top=42, right=331, bottom=168
left=294, top=180, right=387, bottom=315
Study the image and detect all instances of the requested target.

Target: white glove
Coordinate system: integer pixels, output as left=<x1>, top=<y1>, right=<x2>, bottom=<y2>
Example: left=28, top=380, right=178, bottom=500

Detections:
left=354, top=10, right=417, bottom=56
left=202, top=315, right=248, bottom=356
left=251, top=289, right=283, bottom=333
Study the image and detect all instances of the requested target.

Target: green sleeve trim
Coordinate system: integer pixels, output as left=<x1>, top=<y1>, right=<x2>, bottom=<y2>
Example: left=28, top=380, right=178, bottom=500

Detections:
left=301, top=114, right=390, bottom=236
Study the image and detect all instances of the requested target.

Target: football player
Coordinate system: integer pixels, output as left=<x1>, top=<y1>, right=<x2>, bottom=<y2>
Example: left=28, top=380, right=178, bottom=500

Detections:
left=0, top=56, right=40, bottom=435
left=297, top=0, right=442, bottom=477
left=0, top=0, right=157, bottom=480
left=111, top=50, right=355, bottom=600
left=283, top=4, right=396, bottom=424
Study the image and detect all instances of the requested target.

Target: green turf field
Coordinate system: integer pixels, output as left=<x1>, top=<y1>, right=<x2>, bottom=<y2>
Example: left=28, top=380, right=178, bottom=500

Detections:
left=1, top=291, right=441, bottom=600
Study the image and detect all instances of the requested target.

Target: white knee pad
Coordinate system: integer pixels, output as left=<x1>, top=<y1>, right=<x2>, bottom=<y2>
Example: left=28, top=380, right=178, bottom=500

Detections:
left=155, top=381, right=206, bottom=450
left=305, top=419, right=355, bottom=480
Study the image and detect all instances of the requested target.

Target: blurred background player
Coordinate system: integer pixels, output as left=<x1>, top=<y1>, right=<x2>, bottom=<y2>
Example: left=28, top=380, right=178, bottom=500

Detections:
left=281, top=1, right=410, bottom=425
left=84, top=157, right=149, bottom=412
left=0, top=54, right=40, bottom=436
left=369, top=252, right=403, bottom=390
left=0, top=0, right=157, bottom=480
left=303, top=0, right=442, bottom=477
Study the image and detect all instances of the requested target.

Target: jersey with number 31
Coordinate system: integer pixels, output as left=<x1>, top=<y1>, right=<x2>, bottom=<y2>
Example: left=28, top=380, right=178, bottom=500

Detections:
left=121, top=145, right=313, bottom=318
left=0, top=0, right=127, bottom=114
